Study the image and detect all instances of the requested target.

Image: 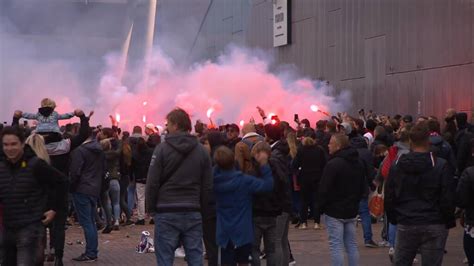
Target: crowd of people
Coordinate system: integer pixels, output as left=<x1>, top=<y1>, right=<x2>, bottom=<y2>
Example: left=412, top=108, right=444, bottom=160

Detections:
left=0, top=97, right=473, bottom=266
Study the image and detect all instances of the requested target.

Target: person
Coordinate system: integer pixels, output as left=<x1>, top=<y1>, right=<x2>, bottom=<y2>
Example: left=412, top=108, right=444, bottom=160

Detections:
left=234, top=123, right=264, bottom=173
left=0, top=126, right=66, bottom=265
left=319, top=133, right=367, bottom=266
left=291, top=132, right=326, bottom=230
left=385, top=122, right=455, bottom=266
left=17, top=98, right=75, bottom=142
left=131, top=137, right=153, bottom=225
left=213, top=144, right=274, bottom=266
left=69, top=129, right=106, bottom=262
left=363, top=119, right=377, bottom=148
left=146, top=108, right=212, bottom=266
left=226, top=123, right=242, bottom=152
left=456, top=162, right=474, bottom=266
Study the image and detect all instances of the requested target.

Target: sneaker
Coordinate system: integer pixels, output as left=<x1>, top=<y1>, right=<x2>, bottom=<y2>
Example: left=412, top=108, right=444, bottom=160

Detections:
left=378, top=240, right=391, bottom=247
left=259, top=252, right=266, bottom=260
left=364, top=240, right=379, bottom=248
left=135, top=219, right=145, bottom=225
left=112, top=225, right=120, bottom=231
left=388, top=247, right=395, bottom=262
left=299, top=223, right=307, bottom=230
left=175, top=247, right=186, bottom=258
left=96, top=223, right=105, bottom=231
left=463, top=258, right=468, bottom=264
left=413, top=258, right=419, bottom=264
left=72, top=254, right=97, bottom=262
left=314, top=223, right=323, bottom=230
left=101, top=226, right=112, bottom=234
left=149, top=218, right=155, bottom=225
left=289, top=258, right=296, bottom=265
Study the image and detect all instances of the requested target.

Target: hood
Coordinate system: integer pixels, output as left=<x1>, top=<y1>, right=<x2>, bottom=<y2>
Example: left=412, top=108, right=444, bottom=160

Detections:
left=332, top=146, right=359, bottom=162
left=350, top=135, right=368, bottom=149
left=429, top=134, right=444, bottom=145
left=394, top=141, right=410, bottom=152
left=82, top=140, right=103, bottom=154
left=272, top=140, right=290, bottom=156
left=165, top=132, right=199, bottom=154
left=38, top=107, right=54, bottom=117
left=213, top=167, right=241, bottom=193
left=396, top=152, right=434, bottom=175
left=242, top=132, right=262, bottom=140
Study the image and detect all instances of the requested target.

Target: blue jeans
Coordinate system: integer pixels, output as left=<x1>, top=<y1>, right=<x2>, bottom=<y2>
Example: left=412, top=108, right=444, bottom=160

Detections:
left=358, top=198, right=373, bottom=243
left=109, top=179, right=121, bottom=223
left=127, top=182, right=136, bottom=215
left=73, top=192, right=99, bottom=258
left=388, top=223, right=397, bottom=247
left=325, top=215, right=359, bottom=266
left=154, top=212, right=203, bottom=266
left=0, top=222, right=45, bottom=265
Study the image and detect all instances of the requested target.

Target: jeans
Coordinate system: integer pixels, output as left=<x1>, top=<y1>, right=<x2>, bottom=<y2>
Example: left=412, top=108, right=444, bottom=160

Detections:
left=291, top=190, right=301, bottom=219
left=0, top=222, right=45, bottom=266
left=109, top=179, right=121, bottom=223
left=464, top=229, right=474, bottom=266
left=136, top=183, right=146, bottom=220
left=325, top=215, right=359, bottom=266
left=127, top=182, right=136, bottom=215
left=388, top=223, right=397, bottom=247
left=394, top=224, right=448, bottom=266
left=119, top=176, right=131, bottom=220
left=251, top=216, right=277, bottom=266
left=73, top=192, right=99, bottom=258
left=358, top=198, right=373, bottom=243
left=275, top=212, right=290, bottom=266
left=154, top=212, right=203, bottom=266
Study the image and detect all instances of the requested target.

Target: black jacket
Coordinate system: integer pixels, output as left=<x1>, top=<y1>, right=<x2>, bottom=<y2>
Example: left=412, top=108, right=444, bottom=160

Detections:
left=69, top=140, right=106, bottom=198
left=385, top=152, right=455, bottom=228
left=315, top=129, right=331, bottom=154
left=253, top=140, right=291, bottom=216
left=292, top=144, right=326, bottom=185
left=0, top=146, right=66, bottom=228
left=430, top=134, right=456, bottom=175
left=131, top=145, right=154, bottom=184
left=456, top=125, right=474, bottom=174
left=350, top=136, right=376, bottom=194
left=319, top=147, right=367, bottom=219
left=146, top=132, right=213, bottom=215
left=456, top=166, right=474, bottom=226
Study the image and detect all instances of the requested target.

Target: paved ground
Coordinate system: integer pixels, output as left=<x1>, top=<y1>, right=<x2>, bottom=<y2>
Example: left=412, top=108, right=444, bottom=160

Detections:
left=56, top=219, right=465, bottom=265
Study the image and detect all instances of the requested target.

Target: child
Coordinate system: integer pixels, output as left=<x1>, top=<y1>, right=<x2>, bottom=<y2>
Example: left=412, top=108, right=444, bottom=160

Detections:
left=213, top=142, right=273, bottom=266
left=21, top=98, right=75, bottom=142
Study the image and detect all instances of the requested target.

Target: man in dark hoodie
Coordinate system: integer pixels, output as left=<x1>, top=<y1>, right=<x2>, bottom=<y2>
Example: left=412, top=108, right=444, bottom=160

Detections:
left=427, top=119, right=456, bottom=175
left=385, top=122, right=455, bottom=266
left=69, top=129, right=106, bottom=262
left=146, top=108, right=212, bottom=266
left=456, top=163, right=474, bottom=266
left=456, top=112, right=474, bottom=175
left=319, top=133, right=367, bottom=266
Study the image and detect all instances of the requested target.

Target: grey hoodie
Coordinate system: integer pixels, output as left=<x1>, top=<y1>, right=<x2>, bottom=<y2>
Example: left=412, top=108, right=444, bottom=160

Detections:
left=146, top=132, right=212, bottom=215
left=69, top=139, right=106, bottom=198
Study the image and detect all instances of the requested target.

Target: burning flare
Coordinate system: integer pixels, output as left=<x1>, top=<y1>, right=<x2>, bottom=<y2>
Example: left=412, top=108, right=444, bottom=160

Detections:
left=206, top=108, right=214, bottom=119
left=310, top=105, right=319, bottom=112
left=239, top=120, right=245, bottom=127
left=115, top=113, right=121, bottom=123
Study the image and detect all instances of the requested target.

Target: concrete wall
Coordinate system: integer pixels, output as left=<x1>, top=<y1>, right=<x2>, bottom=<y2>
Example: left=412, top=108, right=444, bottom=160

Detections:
left=188, top=0, right=474, bottom=118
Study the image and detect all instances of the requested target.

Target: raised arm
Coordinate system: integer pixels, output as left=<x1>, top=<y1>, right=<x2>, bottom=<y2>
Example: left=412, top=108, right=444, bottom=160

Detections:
left=69, top=110, right=90, bottom=151
left=56, top=112, right=75, bottom=120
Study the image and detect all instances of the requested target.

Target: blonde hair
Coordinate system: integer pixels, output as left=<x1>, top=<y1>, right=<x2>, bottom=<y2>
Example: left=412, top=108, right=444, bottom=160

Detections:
left=25, top=134, right=50, bottom=164
left=100, top=139, right=111, bottom=151
left=302, top=136, right=316, bottom=146
left=251, top=141, right=272, bottom=158
left=41, top=98, right=56, bottom=109
left=286, top=131, right=298, bottom=159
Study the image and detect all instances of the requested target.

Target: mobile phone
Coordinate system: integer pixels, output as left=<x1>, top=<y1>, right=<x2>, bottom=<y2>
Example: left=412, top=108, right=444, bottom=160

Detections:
left=294, top=114, right=299, bottom=123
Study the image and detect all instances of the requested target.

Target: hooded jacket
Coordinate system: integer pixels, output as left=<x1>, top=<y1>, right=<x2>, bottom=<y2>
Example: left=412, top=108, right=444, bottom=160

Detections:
left=291, top=144, right=327, bottom=185
left=350, top=135, right=376, bottom=193
left=0, top=146, right=66, bottom=228
left=131, top=145, right=154, bottom=184
left=385, top=152, right=455, bottom=228
left=429, top=134, right=456, bottom=174
left=319, top=147, right=367, bottom=219
left=146, top=132, right=212, bottom=215
left=213, top=165, right=273, bottom=248
left=69, top=140, right=106, bottom=198
left=456, top=166, right=474, bottom=226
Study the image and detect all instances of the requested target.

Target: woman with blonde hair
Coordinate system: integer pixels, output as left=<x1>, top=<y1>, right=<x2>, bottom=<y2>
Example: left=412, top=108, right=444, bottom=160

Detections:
left=25, top=133, right=51, bottom=165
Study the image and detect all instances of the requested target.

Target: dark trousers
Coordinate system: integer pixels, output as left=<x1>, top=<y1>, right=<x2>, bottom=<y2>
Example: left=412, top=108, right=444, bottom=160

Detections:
left=300, top=181, right=320, bottom=223
left=251, top=216, right=277, bottom=266
left=0, top=222, right=45, bottom=266
left=464, top=229, right=474, bottom=266
left=202, top=217, right=218, bottom=266
left=394, top=224, right=448, bottom=266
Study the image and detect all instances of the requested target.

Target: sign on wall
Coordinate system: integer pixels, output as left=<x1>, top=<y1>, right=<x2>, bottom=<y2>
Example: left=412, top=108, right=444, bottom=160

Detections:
left=273, top=0, right=291, bottom=47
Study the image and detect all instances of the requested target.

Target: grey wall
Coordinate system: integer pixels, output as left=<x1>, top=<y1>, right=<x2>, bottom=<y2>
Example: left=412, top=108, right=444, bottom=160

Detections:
left=188, top=0, right=474, bottom=118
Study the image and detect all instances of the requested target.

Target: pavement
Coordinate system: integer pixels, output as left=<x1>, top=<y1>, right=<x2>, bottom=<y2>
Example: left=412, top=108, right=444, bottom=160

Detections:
left=56, top=219, right=465, bottom=266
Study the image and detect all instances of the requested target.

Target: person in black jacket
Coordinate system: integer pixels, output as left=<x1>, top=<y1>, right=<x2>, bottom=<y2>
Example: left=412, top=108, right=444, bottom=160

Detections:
left=292, top=132, right=327, bottom=230
left=457, top=165, right=474, bottom=265
left=319, top=133, right=367, bottom=266
left=0, top=126, right=66, bottom=265
left=385, top=122, right=455, bottom=266
left=69, top=131, right=105, bottom=262
left=131, top=137, right=153, bottom=225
